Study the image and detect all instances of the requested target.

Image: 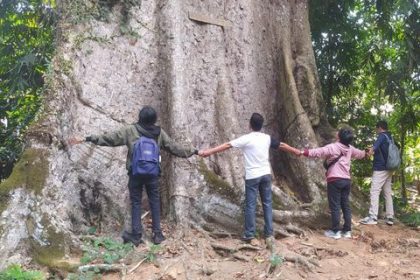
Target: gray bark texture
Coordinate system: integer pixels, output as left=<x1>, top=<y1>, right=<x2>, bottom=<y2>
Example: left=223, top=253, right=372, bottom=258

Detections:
left=0, top=0, right=334, bottom=269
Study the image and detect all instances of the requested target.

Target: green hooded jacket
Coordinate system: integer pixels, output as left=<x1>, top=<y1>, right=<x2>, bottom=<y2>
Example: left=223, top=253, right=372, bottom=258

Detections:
left=87, top=123, right=196, bottom=171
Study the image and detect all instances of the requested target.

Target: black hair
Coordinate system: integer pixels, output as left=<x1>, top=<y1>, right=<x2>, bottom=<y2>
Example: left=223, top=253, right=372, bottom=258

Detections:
left=250, top=113, right=264, bottom=131
left=376, top=120, right=388, bottom=130
left=338, top=128, right=354, bottom=146
left=138, top=106, right=157, bottom=125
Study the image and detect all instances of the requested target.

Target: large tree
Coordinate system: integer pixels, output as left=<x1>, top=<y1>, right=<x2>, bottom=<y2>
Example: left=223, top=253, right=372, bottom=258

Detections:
left=0, top=0, right=342, bottom=268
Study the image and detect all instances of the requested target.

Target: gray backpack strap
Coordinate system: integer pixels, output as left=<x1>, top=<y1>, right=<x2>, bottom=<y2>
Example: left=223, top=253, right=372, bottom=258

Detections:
left=382, top=133, right=393, bottom=143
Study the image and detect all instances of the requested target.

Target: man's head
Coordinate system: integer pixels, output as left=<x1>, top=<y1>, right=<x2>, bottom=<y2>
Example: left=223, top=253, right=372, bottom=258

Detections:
left=250, top=113, right=264, bottom=131
left=338, top=127, right=354, bottom=146
left=376, top=120, right=388, bottom=132
left=138, top=106, right=157, bottom=125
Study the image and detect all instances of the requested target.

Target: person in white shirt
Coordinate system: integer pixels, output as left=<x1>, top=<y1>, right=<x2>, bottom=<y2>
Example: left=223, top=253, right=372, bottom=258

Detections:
left=199, top=113, right=296, bottom=244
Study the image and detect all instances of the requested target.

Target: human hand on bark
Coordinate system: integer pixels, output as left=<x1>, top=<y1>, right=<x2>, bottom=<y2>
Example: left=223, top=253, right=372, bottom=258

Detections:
left=198, top=150, right=211, bottom=157
left=68, top=136, right=85, bottom=146
left=279, top=142, right=302, bottom=156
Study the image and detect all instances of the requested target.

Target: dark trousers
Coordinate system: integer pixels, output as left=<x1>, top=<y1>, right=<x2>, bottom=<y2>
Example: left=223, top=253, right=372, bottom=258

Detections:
left=327, top=179, right=352, bottom=232
left=128, top=174, right=161, bottom=236
left=244, top=174, right=273, bottom=238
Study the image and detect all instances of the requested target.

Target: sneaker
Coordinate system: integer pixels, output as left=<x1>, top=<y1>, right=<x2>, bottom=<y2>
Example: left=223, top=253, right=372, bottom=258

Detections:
left=265, top=236, right=275, bottom=251
left=340, top=231, right=352, bottom=238
left=241, top=235, right=260, bottom=245
left=386, top=217, right=394, bottom=226
left=249, top=238, right=260, bottom=247
left=241, top=235, right=254, bottom=242
left=324, top=230, right=341, bottom=239
left=360, top=216, right=378, bottom=225
left=122, top=231, right=143, bottom=247
left=152, top=232, right=166, bottom=245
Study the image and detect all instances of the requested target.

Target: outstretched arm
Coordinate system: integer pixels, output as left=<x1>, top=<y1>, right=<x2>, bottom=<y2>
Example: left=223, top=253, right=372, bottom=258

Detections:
left=160, top=130, right=197, bottom=158
left=279, top=142, right=302, bottom=156
left=199, top=142, right=232, bottom=157
left=68, top=136, right=85, bottom=146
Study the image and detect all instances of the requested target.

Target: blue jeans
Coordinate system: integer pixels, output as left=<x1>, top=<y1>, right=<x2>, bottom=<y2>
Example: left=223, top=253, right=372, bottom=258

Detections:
left=327, top=179, right=351, bottom=232
left=128, top=175, right=161, bottom=236
left=244, top=174, right=273, bottom=239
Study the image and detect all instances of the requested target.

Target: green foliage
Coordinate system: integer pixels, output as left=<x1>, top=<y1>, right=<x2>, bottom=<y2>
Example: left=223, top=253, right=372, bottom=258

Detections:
left=310, top=0, right=419, bottom=127
left=269, top=254, right=284, bottom=267
left=309, top=0, right=419, bottom=204
left=145, top=244, right=161, bottom=263
left=0, top=0, right=56, bottom=180
left=87, top=226, right=97, bottom=235
left=399, top=211, right=420, bottom=227
left=393, top=195, right=420, bottom=227
left=80, top=237, right=133, bottom=265
left=61, top=0, right=141, bottom=27
left=0, top=264, right=44, bottom=280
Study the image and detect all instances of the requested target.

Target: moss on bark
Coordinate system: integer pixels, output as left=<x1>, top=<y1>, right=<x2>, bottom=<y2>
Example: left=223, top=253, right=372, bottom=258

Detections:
left=0, top=148, right=49, bottom=214
left=198, top=160, right=240, bottom=204
left=31, top=216, right=68, bottom=270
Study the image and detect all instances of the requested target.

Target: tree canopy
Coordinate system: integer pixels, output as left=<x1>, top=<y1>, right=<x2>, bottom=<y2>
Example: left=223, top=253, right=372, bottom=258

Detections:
left=309, top=0, right=419, bottom=203
left=0, top=0, right=56, bottom=180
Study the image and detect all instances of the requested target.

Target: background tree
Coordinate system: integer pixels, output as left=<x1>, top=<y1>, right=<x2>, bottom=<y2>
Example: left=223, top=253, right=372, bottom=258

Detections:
left=309, top=0, right=419, bottom=205
left=0, top=0, right=56, bottom=180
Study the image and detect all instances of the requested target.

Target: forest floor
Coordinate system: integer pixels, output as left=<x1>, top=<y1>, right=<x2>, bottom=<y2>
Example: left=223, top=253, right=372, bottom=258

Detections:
left=99, top=217, right=420, bottom=280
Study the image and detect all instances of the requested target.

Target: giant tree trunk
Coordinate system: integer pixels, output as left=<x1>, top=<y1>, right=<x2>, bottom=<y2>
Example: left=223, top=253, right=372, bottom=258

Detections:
left=0, top=0, right=334, bottom=269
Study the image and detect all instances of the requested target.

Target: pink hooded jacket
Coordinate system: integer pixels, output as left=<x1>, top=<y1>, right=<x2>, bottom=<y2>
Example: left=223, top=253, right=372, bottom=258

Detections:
left=303, top=142, right=366, bottom=182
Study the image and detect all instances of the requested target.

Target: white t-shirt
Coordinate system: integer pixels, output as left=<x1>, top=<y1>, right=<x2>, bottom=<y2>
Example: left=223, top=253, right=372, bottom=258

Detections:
left=230, top=132, right=273, bottom=180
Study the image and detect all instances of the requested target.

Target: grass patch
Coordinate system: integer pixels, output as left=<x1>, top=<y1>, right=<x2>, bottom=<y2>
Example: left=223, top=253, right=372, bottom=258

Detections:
left=67, top=236, right=134, bottom=279
left=80, top=237, right=133, bottom=265
left=0, top=264, right=44, bottom=280
left=399, top=211, right=420, bottom=227
left=145, top=244, right=161, bottom=263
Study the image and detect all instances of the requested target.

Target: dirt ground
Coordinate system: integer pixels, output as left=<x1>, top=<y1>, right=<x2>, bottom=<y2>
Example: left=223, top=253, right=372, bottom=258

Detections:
left=100, top=218, right=420, bottom=280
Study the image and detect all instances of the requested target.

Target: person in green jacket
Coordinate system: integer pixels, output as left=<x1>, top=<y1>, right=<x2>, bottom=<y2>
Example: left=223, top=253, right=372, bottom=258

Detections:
left=70, top=106, right=197, bottom=245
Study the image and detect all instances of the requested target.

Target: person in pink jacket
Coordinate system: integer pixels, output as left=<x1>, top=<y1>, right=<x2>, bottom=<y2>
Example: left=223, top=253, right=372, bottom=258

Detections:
left=283, top=127, right=367, bottom=239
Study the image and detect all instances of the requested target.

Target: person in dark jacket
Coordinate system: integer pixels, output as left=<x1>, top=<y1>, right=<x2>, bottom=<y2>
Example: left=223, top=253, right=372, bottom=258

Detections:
left=360, top=120, right=395, bottom=226
left=70, top=106, right=197, bottom=245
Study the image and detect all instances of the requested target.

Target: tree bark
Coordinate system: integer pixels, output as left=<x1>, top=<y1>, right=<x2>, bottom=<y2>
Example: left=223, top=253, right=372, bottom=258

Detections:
left=0, top=0, right=333, bottom=268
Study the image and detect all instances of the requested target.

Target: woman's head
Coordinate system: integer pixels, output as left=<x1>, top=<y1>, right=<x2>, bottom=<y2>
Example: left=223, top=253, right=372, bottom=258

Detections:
left=338, top=127, right=354, bottom=146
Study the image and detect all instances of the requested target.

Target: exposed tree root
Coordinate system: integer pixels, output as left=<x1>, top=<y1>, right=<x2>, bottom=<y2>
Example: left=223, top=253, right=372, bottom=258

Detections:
left=274, top=229, right=294, bottom=238
left=283, top=254, right=319, bottom=272
left=271, top=185, right=300, bottom=208
left=209, top=231, right=235, bottom=239
left=78, top=264, right=126, bottom=273
left=210, top=242, right=260, bottom=261
left=232, top=253, right=251, bottom=262
left=285, top=224, right=306, bottom=236
left=128, top=258, right=147, bottom=274
left=273, top=209, right=316, bottom=225
left=299, top=242, right=349, bottom=258
left=299, top=203, right=314, bottom=209
left=190, top=223, right=213, bottom=241
left=210, top=243, right=260, bottom=253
